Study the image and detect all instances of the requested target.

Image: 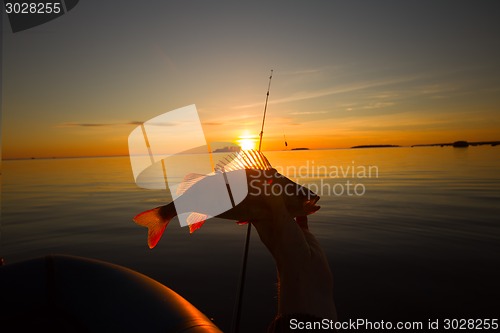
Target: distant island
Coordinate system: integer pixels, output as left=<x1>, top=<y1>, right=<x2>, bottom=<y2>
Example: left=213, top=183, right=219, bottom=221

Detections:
left=348, top=141, right=500, bottom=150
left=411, top=140, right=500, bottom=148
left=213, top=146, right=241, bottom=153
left=351, top=144, right=400, bottom=149
left=291, top=147, right=310, bottom=151
left=452, top=141, right=469, bottom=148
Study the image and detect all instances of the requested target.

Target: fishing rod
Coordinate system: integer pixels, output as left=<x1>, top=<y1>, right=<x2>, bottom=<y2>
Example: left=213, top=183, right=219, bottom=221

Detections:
left=231, top=69, right=273, bottom=333
left=258, top=70, right=273, bottom=152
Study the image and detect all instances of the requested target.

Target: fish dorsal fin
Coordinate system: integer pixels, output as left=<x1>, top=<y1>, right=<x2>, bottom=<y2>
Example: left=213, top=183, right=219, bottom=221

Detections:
left=214, top=149, right=272, bottom=172
left=176, top=173, right=206, bottom=195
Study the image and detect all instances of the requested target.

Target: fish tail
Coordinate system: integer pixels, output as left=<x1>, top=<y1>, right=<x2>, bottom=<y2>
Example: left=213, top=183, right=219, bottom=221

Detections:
left=133, top=204, right=176, bottom=249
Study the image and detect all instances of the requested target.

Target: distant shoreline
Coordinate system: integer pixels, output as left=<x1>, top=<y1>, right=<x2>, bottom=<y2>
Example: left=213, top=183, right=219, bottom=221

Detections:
left=351, top=144, right=400, bottom=149
left=3, top=140, right=498, bottom=161
left=1, top=155, right=128, bottom=161
left=351, top=140, right=500, bottom=149
left=411, top=140, right=500, bottom=148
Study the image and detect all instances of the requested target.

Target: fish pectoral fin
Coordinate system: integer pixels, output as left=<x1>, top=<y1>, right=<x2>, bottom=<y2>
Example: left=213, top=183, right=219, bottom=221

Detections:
left=236, top=220, right=249, bottom=225
left=187, top=212, right=208, bottom=234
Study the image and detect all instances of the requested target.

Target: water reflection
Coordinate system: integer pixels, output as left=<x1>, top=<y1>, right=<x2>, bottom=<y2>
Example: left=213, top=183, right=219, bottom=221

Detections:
left=2, top=147, right=500, bottom=332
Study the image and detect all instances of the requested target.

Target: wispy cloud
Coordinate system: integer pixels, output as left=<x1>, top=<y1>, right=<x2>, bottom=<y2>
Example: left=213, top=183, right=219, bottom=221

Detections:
left=289, top=111, right=328, bottom=115
left=58, top=121, right=142, bottom=128
left=234, top=75, right=425, bottom=109
left=360, top=102, right=396, bottom=110
left=279, top=64, right=344, bottom=76
left=298, top=108, right=493, bottom=135
left=198, top=112, right=264, bottom=127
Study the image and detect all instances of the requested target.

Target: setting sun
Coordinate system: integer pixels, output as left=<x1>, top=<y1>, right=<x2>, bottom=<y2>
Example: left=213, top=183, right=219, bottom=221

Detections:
left=237, top=132, right=258, bottom=150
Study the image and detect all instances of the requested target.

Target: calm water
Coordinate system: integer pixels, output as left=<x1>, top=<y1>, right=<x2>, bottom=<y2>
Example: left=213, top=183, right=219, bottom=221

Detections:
left=2, top=147, right=500, bottom=332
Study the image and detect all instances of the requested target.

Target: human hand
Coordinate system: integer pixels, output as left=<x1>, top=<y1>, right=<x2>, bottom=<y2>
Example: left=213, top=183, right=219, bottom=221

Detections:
left=251, top=195, right=337, bottom=320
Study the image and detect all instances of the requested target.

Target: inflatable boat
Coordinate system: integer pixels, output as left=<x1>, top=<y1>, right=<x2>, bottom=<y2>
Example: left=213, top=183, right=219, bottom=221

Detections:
left=0, top=255, right=222, bottom=332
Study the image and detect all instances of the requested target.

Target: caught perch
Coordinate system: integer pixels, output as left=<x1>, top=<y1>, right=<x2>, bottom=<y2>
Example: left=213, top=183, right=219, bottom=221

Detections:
left=134, top=150, right=320, bottom=248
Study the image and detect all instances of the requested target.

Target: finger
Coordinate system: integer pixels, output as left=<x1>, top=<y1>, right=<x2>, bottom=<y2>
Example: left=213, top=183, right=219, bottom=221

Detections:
left=295, top=215, right=309, bottom=230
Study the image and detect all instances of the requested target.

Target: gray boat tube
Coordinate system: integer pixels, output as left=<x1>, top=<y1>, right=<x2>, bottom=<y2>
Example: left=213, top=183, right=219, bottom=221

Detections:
left=0, top=255, right=222, bottom=333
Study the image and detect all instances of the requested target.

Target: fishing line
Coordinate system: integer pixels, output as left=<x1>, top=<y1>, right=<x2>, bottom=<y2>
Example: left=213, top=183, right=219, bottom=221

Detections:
left=231, top=70, right=273, bottom=333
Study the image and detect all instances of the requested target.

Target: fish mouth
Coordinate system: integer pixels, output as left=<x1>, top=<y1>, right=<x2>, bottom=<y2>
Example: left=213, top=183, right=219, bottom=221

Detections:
left=303, top=195, right=320, bottom=214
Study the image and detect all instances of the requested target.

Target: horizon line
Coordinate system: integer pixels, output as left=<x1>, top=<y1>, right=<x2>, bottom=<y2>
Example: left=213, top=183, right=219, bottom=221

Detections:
left=2, top=140, right=499, bottom=161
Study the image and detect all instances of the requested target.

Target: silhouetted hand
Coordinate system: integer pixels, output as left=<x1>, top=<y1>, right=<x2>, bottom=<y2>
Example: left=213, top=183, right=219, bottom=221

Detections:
left=251, top=195, right=337, bottom=321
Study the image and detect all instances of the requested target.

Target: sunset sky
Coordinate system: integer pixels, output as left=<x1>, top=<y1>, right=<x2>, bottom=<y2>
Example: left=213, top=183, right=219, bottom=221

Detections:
left=2, top=1, right=500, bottom=159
